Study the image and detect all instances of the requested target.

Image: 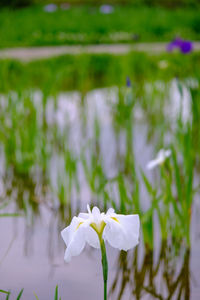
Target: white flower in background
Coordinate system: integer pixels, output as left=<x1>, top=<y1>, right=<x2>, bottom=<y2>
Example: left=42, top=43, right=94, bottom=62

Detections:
left=158, top=60, right=168, bottom=69
left=61, top=205, right=140, bottom=262
left=147, top=149, right=171, bottom=170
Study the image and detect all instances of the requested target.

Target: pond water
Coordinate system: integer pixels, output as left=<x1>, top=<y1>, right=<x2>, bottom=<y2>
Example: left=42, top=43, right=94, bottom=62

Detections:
left=1, top=203, right=200, bottom=299
left=0, top=79, right=200, bottom=299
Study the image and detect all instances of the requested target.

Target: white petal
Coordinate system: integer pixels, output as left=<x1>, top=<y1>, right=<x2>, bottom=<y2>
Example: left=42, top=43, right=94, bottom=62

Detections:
left=61, top=216, right=79, bottom=246
left=92, top=206, right=101, bottom=217
left=63, top=228, right=86, bottom=262
left=87, top=204, right=92, bottom=214
left=61, top=216, right=86, bottom=262
left=78, top=212, right=90, bottom=219
left=157, top=149, right=165, bottom=157
left=92, top=206, right=101, bottom=223
left=147, top=158, right=160, bottom=169
left=106, top=208, right=115, bottom=216
left=165, top=149, right=171, bottom=157
left=104, top=214, right=140, bottom=251
left=85, top=226, right=100, bottom=249
left=61, top=226, right=71, bottom=246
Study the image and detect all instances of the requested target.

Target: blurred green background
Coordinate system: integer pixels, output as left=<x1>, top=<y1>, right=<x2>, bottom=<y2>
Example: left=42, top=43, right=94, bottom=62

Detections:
left=1, top=0, right=199, bottom=7
left=0, top=0, right=199, bottom=47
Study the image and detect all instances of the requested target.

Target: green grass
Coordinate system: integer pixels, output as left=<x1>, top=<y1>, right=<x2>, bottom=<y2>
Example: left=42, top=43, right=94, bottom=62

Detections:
left=0, top=5, right=200, bottom=47
left=0, top=286, right=61, bottom=300
left=1, top=51, right=200, bottom=93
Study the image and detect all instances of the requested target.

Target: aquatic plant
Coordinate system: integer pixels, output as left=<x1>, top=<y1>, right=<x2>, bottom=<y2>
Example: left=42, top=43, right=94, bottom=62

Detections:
left=61, top=205, right=140, bottom=300
left=0, top=56, right=200, bottom=298
left=0, top=288, right=24, bottom=300
left=110, top=240, right=190, bottom=300
left=0, top=286, right=61, bottom=300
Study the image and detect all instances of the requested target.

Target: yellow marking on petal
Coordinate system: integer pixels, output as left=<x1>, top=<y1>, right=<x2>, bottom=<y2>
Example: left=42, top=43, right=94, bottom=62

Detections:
left=111, top=217, right=120, bottom=223
left=76, top=222, right=83, bottom=231
left=90, top=221, right=106, bottom=236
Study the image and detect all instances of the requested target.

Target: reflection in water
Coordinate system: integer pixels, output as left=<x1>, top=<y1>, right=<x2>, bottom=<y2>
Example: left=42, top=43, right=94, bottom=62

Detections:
left=0, top=203, right=197, bottom=299
left=0, top=79, right=200, bottom=298
left=110, top=241, right=191, bottom=300
left=0, top=81, right=195, bottom=216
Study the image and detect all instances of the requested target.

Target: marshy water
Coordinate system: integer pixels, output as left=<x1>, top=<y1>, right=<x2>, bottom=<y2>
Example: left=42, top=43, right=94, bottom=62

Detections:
left=0, top=79, right=200, bottom=299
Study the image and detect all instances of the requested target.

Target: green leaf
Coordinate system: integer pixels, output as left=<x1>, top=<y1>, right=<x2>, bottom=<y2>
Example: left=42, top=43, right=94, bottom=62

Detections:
left=171, top=149, right=182, bottom=201
left=140, top=169, right=155, bottom=196
left=16, top=289, right=24, bottom=300
left=54, top=286, right=58, bottom=300
left=0, top=290, right=9, bottom=294
left=0, top=213, right=21, bottom=217
left=6, top=292, right=10, bottom=300
left=33, top=292, right=39, bottom=300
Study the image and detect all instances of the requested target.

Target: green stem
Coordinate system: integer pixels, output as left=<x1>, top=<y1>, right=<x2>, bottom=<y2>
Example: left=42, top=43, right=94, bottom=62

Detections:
left=99, top=238, right=108, bottom=300
left=90, top=223, right=108, bottom=300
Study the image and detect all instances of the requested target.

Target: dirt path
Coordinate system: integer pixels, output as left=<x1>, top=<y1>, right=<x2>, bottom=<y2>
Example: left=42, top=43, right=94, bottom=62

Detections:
left=0, top=42, right=200, bottom=61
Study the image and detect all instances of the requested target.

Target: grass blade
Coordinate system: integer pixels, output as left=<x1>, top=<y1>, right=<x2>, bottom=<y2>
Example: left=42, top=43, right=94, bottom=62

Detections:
left=16, top=289, right=24, bottom=300
left=33, top=292, right=39, bottom=300
left=6, top=293, right=10, bottom=300
left=0, top=213, right=21, bottom=217
left=54, top=286, right=58, bottom=300
left=0, top=290, right=9, bottom=294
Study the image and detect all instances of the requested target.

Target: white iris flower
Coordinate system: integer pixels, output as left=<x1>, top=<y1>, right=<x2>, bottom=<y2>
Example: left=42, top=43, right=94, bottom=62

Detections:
left=61, top=205, right=140, bottom=262
left=147, top=149, right=171, bottom=170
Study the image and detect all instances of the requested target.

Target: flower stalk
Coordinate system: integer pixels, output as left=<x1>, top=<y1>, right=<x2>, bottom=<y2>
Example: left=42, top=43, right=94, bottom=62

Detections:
left=99, top=237, right=108, bottom=300
left=91, top=222, right=108, bottom=300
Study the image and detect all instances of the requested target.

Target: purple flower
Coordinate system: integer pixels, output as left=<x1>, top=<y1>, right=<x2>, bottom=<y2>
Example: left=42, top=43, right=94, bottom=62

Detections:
left=167, top=38, right=193, bottom=54
left=167, top=38, right=182, bottom=51
left=126, top=76, right=131, bottom=87
left=180, top=40, right=193, bottom=54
